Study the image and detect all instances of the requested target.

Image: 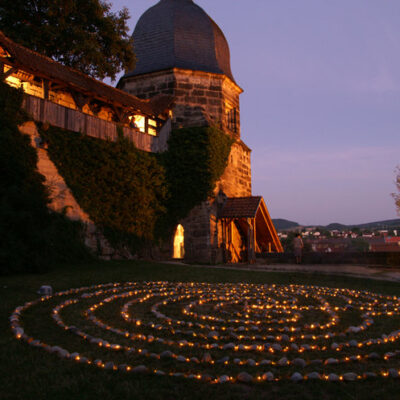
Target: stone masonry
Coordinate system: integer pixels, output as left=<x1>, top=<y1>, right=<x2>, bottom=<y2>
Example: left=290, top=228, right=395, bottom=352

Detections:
left=120, top=68, right=252, bottom=263
left=19, top=121, right=136, bottom=261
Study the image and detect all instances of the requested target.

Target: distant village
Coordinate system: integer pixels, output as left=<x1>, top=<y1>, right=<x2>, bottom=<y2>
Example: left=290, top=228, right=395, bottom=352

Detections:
left=277, top=223, right=400, bottom=253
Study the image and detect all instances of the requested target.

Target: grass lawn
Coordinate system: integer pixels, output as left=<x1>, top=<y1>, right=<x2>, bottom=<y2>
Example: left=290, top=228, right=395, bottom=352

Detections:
left=2, top=260, right=400, bottom=400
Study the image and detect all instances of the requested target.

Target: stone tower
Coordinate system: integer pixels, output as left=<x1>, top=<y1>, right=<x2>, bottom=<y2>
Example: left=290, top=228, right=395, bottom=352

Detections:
left=118, top=0, right=253, bottom=262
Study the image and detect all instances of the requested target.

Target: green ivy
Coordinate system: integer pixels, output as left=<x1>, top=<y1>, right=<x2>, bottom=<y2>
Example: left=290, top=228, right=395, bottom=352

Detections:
left=157, top=126, right=233, bottom=237
left=40, top=126, right=167, bottom=251
left=40, top=124, right=232, bottom=249
left=0, top=82, right=91, bottom=275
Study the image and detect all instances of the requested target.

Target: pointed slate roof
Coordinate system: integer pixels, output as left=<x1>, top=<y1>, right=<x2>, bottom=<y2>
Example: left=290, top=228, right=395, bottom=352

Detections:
left=123, top=0, right=235, bottom=82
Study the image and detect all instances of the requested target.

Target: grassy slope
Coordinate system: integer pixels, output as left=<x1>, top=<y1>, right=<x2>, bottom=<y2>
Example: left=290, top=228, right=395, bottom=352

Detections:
left=1, top=261, right=400, bottom=400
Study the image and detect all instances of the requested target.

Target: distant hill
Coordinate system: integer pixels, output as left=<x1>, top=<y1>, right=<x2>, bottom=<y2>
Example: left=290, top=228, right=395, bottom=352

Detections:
left=272, top=218, right=400, bottom=231
left=272, top=219, right=300, bottom=230
left=355, top=219, right=400, bottom=229
left=325, top=223, right=349, bottom=230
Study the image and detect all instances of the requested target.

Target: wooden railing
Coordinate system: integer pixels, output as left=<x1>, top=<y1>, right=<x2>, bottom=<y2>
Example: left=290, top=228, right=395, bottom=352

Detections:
left=22, top=94, right=170, bottom=153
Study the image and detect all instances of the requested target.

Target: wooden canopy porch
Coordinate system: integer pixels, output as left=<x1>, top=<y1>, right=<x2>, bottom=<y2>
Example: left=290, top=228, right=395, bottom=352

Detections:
left=219, top=196, right=283, bottom=263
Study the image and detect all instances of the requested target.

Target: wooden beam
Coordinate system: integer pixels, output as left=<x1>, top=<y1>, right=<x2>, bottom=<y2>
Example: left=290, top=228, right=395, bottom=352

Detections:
left=112, top=105, right=131, bottom=124
left=1, top=66, right=18, bottom=80
left=88, top=102, right=101, bottom=116
left=254, top=216, right=257, bottom=253
left=49, top=82, right=68, bottom=91
left=70, top=91, right=89, bottom=111
left=258, top=200, right=284, bottom=253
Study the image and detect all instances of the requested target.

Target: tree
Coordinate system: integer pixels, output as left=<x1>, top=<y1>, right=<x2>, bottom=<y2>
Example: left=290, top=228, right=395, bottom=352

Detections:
left=0, top=0, right=135, bottom=80
left=394, top=166, right=400, bottom=215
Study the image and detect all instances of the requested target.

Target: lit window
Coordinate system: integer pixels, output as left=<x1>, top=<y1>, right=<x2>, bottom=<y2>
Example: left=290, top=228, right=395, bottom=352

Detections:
left=133, top=115, right=146, bottom=132
left=147, top=118, right=157, bottom=136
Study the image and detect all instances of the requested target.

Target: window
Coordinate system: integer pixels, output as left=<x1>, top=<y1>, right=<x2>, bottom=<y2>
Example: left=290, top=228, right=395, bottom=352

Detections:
left=132, top=115, right=145, bottom=132
left=130, top=115, right=158, bottom=136
left=227, top=107, right=238, bottom=134
left=147, top=118, right=157, bottom=136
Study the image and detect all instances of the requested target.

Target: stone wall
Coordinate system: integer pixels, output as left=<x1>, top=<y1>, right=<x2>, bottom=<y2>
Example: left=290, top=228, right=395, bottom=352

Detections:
left=180, top=202, right=213, bottom=263
left=19, top=121, right=135, bottom=261
left=217, top=142, right=252, bottom=198
left=119, top=68, right=242, bottom=135
left=120, top=68, right=252, bottom=263
left=120, top=68, right=251, bottom=198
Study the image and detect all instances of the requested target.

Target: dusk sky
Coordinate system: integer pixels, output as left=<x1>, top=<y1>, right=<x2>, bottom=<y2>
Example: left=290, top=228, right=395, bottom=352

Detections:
left=111, top=0, right=400, bottom=225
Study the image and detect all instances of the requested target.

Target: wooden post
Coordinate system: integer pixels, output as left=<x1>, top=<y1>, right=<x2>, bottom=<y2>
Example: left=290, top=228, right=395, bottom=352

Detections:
left=43, top=79, right=49, bottom=100
left=254, top=217, right=257, bottom=255
left=247, top=218, right=256, bottom=264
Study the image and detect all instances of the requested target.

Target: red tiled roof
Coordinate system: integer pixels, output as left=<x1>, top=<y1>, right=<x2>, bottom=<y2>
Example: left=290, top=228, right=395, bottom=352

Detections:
left=219, top=196, right=262, bottom=218
left=371, top=243, right=400, bottom=252
left=0, top=31, right=173, bottom=117
left=386, top=237, right=400, bottom=244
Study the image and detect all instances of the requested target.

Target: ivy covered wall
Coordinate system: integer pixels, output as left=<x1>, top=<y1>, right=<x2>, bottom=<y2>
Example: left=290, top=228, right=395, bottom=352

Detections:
left=157, top=126, right=234, bottom=238
left=40, top=126, right=167, bottom=252
left=40, top=124, right=233, bottom=253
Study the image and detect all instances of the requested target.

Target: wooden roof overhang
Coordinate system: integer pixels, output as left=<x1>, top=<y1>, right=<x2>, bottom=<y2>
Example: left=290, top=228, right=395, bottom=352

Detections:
left=219, top=196, right=283, bottom=253
left=0, top=31, right=174, bottom=119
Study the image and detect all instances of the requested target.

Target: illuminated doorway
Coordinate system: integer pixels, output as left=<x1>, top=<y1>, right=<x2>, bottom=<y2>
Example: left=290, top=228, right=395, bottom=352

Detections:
left=173, top=224, right=185, bottom=259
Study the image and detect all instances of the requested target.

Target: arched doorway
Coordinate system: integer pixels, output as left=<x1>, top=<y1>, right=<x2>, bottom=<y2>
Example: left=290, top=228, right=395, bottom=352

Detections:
left=173, top=224, right=185, bottom=259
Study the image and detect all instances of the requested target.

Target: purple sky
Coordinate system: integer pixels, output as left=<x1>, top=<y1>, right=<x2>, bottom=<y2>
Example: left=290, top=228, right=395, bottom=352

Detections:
left=111, top=0, right=400, bottom=225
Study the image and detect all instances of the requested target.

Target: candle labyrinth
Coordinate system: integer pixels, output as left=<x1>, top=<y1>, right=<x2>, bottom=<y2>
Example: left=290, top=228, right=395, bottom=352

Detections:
left=10, top=282, right=400, bottom=383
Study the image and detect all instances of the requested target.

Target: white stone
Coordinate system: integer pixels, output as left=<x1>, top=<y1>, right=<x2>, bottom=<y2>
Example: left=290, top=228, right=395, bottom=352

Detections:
left=104, top=362, right=115, bottom=370
left=388, top=369, right=400, bottom=378
left=331, top=342, right=340, bottom=350
left=328, top=373, right=340, bottom=382
left=343, top=372, right=357, bottom=381
left=307, top=372, right=321, bottom=380
left=208, top=331, right=219, bottom=339
left=278, top=357, right=288, bottom=366
left=237, top=372, right=253, bottom=383
left=218, top=375, right=230, bottom=384
left=160, top=350, right=174, bottom=359
left=291, top=372, right=303, bottom=382
left=132, top=365, right=148, bottom=374
left=262, top=372, right=274, bottom=381
left=292, top=358, right=307, bottom=368
left=272, top=343, right=282, bottom=352
left=324, top=358, right=339, bottom=365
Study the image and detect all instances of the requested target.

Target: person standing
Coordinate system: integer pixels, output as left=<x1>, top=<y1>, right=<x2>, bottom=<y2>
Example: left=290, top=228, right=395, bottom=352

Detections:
left=293, top=233, right=304, bottom=264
